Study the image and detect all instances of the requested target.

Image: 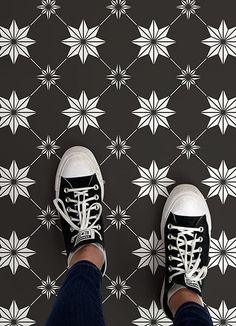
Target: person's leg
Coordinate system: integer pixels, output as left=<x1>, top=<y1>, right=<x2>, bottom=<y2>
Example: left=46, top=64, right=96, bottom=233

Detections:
left=45, top=245, right=106, bottom=326
left=173, top=301, right=213, bottom=326
left=169, top=288, right=213, bottom=326
left=160, top=184, right=213, bottom=325
left=46, top=146, right=108, bottom=325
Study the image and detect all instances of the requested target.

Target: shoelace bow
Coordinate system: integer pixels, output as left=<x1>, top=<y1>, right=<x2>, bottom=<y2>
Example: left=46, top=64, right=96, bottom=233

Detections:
left=168, top=224, right=208, bottom=283
left=53, top=185, right=102, bottom=244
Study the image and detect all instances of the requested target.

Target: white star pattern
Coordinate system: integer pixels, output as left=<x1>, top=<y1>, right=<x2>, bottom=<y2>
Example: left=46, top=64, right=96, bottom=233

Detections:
left=106, top=135, right=131, bottom=159
left=37, top=0, right=60, bottom=19
left=202, top=91, right=236, bottom=134
left=62, top=20, right=105, bottom=63
left=208, top=231, right=236, bottom=274
left=132, top=301, right=172, bottom=326
left=0, top=20, right=35, bottom=63
left=202, top=160, right=236, bottom=204
left=106, top=205, right=131, bottom=230
left=207, top=301, right=236, bottom=326
left=177, top=64, right=200, bottom=90
left=37, top=275, right=60, bottom=299
left=0, top=231, right=35, bottom=275
left=62, top=91, right=105, bottom=134
left=176, top=0, right=200, bottom=20
left=0, top=161, right=35, bottom=204
left=106, top=65, right=130, bottom=89
left=107, top=0, right=131, bottom=19
left=37, top=65, right=60, bottom=90
left=177, top=135, right=200, bottom=159
left=132, top=231, right=165, bottom=274
left=202, top=20, right=236, bottom=64
left=0, top=91, right=35, bottom=134
left=132, top=161, right=175, bottom=204
left=37, top=205, right=60, bottom=230
left=37, top=135, right=60, bottom=159
left=106, top=276, right=131, bottom=300
left=132, top=91, right=175, bottom=134
left=132, top=20, right=175, bottom=64
left=0, top=301, right=35, bottom=325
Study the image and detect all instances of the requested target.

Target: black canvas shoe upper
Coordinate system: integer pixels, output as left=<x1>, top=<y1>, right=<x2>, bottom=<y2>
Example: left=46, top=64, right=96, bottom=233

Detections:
left=53, top=173, right=106, bottom=275
left=162, top=211, right=210, bottom=320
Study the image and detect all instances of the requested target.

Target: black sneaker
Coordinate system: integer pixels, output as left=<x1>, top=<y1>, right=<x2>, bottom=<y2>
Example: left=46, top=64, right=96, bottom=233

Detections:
left=160, top=184, right=212, bottom=320
left=53, top=146, right=107, bottom=276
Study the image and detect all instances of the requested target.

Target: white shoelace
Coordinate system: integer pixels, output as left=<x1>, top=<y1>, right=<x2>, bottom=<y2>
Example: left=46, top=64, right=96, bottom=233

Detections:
left=168, top=224, right=208, bottom=283
left=53, top=185, right=103, bottom=244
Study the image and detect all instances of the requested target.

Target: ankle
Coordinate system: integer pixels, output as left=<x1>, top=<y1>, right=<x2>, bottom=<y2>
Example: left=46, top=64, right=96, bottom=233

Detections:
left=68, top=243, right=105, bottom=270
left=169, top=288, right=203, bottom=317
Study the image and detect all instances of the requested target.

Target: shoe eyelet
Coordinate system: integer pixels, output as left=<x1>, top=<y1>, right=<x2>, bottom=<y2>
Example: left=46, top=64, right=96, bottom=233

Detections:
left=199, top=247, right=202, bottom=252
left=168, top=244, right=172, bottom=250
left=168, top=277, right=172, bottom=283
left=67, top=207, right=71, bottom=212
left=94, top=184, right=99, bottom=190
left=64, top=188, right=69, bottom=193
left=168, top=266, right=172, bottom=272
left=199, top=236, right=203, bottom=242
left=168, top=255, right=172, bottom=261
left=167, top=223, right=172, bottom=229
left=167, top=234, right=172, bottom=240
left=199, top=226, right=204, bottom=232
left=97, top=225, right=101, bottom=230
left=94, top=194, right=99, bottom=200
left=65, top=197, right=70, bottom=203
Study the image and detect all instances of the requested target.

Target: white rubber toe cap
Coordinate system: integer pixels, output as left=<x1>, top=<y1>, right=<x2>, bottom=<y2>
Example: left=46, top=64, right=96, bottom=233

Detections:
left=161, top=184, right=211, bottom=237
left=55, top=146, right=104, bottom=199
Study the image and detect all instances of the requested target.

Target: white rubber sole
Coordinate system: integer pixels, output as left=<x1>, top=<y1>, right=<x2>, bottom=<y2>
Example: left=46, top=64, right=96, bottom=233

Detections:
left=55, top=146, right=104, bottom=199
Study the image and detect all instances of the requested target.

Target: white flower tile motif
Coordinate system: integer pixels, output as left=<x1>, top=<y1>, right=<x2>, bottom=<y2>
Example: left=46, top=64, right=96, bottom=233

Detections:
left=202, top=20, right=236, bottom=64
left=62, top=91, right=105, bottom=134
left=132, top=231, right=165, bottom=274
left=106, top=275, right=131, bottom=300
left=208, top=231, right=236, bottom=274
left=106, top=205, right=131, bottom=230
left=0, top=231, right=35, bottom=275
left=37, top=0, right=60, bottom=19
left=207, top=301, right=236, bottom=325
left=0, top=91, right=35, bottom=134
left=37, top=275, right=60, bottom=299
left=0, top=0, right=235, bottom=324
left=132, top=300, right=172, bottom=326
left=202, top=161, right=236, bottom=204
left=0, top=161, right=35, bottom=204
left=132, top=161, right=175, bottom=204
left=0, top=20, right=35, bottom=63
left=132, top=20, right=175, bottom=64
left=62, top=20, right=105, bottom=63
left=176, top=0, right=200, bottom=19
left=202, top=91, right=236, bottom=134
left=106, top=0, right=131, bottom=19
left=177, top=135, right=200, bottom=159
left=0, top=301, right=35, bottom=325
left=176, top=64, right=200, bottom=90
left=132, top=91, right=175, bottom=134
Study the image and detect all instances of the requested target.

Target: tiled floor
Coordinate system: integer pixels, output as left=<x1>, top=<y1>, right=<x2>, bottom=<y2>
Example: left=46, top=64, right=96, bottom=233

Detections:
left=0, top=0, right=236, bottom=325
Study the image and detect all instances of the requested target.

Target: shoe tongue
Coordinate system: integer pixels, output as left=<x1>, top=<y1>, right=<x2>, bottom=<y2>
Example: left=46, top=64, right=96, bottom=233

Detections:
left=171, top=212, right=205, bottom=228
left=63, top=173, right=96, bottom=189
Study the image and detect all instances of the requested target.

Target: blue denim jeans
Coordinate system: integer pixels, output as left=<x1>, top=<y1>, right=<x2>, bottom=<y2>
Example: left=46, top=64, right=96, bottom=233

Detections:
left=45, top=260, right=213, bottom=326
